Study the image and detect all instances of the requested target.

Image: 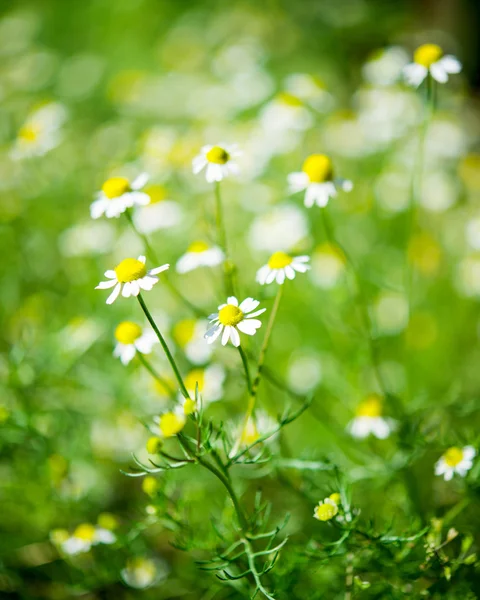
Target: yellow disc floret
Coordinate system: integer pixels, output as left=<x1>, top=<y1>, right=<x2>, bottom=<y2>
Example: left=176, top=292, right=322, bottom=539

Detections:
left=183, top=398, right=197, bottom=415
left=102, top=176, right=130, bottom=199
left=159, top=412, right=186, bottom=437
left=142, top=475, right=159, bottom=497
left=314, top=501, right=338, bottom=522
left=241, top=419, right=259, bottom=446
left=74, top=523, right=96, bottom=541
left=115, top=321, right=142, bottom=345
left=444, top=447, right=464, bottom=467
left=329, top=493, right=341, bottom=506
left=302, top=154, right=333, bottom=183
left=414, top=44, right=443, bottom=68
left=185, top=369, right=205, bottom=393
left=97, top=513, right=118, bottom=530
left=188, top=241, right=210, bottom=253
left=146, top=436, right=162, bottom=454
left=356, top=394, right=383, bottom=417
left=114, top=258, right=147, bottom=283
left=218, top=305, right=244, bottom=327
left=206, top=146, right=230, bottom=164
left=145, top=184, right=167, bottom=204
left=173, top=319, right=196, bottom=347
left=19, top=124, right=40, bottom=142
left=268, top=251, right=293, bottom=269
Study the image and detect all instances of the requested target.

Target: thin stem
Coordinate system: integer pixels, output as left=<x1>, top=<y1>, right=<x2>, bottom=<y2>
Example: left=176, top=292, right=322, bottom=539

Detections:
left=136, top=352, right=176, bottom=399
left=237, top=345, right=253, bottom=395
left=214, top=181, right=235, bottom=296
left=137, top=293, right=190, bottom=399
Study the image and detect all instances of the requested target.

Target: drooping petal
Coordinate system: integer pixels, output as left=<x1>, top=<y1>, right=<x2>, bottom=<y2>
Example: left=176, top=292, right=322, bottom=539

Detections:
left=256, top=265, right=271, bottom=285
left=139, top=276, right=158, bottom=290
left=122, top=282, right=132, bottom=297
left=287, top=172, right=309, bottom=193
left=131, top=172, right=149, bottom=190
left=372, top=418, right=390, bottom=439
left=96, top=279, right=118, bottom=290
left=403, top=62, right=428, bottom=87
left=149, top=263, right=169, bottom=275
left=284, top=265, right=296, bottom=280
left=430, top=62, right=448, bottom=83
left=120, top=345, right=136, bottom=365
left=239, top=298, right=259, bottom=313
left=265, top=269, right=278, bottom=284
left=192, top=155, right=207, bottom=174
left=90, top=198, right=107, bottom=219
left=129, top=281, right=140, bottom=296
left=439, top=55, right=461, bottom=74
left=237, top=319, right=261, bottom=335
left=276, top=270, right=286, bottom=284
left=129, top=191, right=151, bottom=206
left=246, top=308, right=266, bottom=318
left=221, top=326, right=231, bottom=346
left=230, top=327, right=241, bottom=347
left=106, top=283, right=122, bottom=304
left=205, top=323, right=223, bottom=344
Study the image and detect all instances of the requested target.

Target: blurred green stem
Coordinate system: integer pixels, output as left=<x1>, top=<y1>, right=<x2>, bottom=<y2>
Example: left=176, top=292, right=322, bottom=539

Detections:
left=214, top=181, right=235, bottom=296
left=137, top=293, right=190, bottom=399
left=136, top=352, right=176, bottom=399
left=238, top=345, right=253, bottom=395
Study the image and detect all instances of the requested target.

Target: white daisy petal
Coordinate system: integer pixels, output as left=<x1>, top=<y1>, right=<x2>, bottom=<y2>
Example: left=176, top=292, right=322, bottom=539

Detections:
left=104, top=270, right=116, bottom=278
left=256, top=265, right=271, bottom=285
left=227, top=296, right=239, bottom=306
left=237, top=319, right=261, bottom=335
left=131, top=172, right=149, bottom=190
left=430, top=62, right=448, bottom=83
left=122, top=282, right=132, bottom=297
left=96, top=279, right=118, bottom=290
left=239, top=298, right=259, bottom=313
left=120, top=345, right=136, bottom=365
left=230, top=327, right=241, bottom=347
left=246, top=308, right=266, bottom=318
left=284, top=265, right=296, bottom=280
left=265, top=269, right=277, bottom=284
left=138, top=255, right=146, bottom=264
left=276, top=270, right=286, bottom=284
left=106, top=283, right=122, bottom=304
left=221, top=326, right=232, bottom=346
left=288, top=172, right=309, bottom=193
left=439, top=55, right=461, bottom=74
left=463, top=446, right=476, bottom=460
left=403, top=62, right=428, bottom=87
left=149, top=263, right=169, bottom=275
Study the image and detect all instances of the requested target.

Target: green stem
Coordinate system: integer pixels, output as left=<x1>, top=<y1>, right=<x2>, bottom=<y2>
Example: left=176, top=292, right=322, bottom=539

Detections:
left=137, top=293, right=190, bottom=399
left=214, top=181, right=235, bottom=296
left=136, top=352, right=176, bottom=399
left=237, top=345, right=253, bottom=395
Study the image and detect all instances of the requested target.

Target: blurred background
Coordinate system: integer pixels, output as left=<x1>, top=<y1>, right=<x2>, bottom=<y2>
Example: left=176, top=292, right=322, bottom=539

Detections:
left=1, top=0, right=480, bottom=597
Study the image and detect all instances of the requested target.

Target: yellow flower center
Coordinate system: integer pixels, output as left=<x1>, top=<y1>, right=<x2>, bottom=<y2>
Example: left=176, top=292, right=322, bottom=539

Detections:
left=356, top=395, right=383, bottom=418
left=329, top=493, right=341, bottom=506
left=97, top=513, right=118, bottom=530
left=444, top=447, right=464, bottom=467
left=206, top=146, right=230, bottom=164
left=74, top=523, right=96, bottom=541
left=241, top=420, right=259, bottom=446
left=188, top=241, right=209, bottom=253
left=159, top=412, right=185, bottom=437
left=142, top=475, right=159, bottom=497
left=19, top=124, right=40, bottom=142
left=146, top=436, right=162, bottom=454
left=314, top=502, right=338, bottom=522
left=145, top=184, right=167, bottom=204
left=278, top=91, right=303, bottom=107
left=183, top=398, right=197, bottom=415
left=173, top=319, right=196, bottom=347
left=102, top=177, right=130, bottom=199
left=115, top=321, right=142, bottom=344
left=414, top=44, right=443, bottom=68
left=218, top=305, right=244, bottom=327
left=114, top=258, right=147, bottom=283
left=268, top=251, right=293, bottom=269
left=185, top=369, right=205, bottom=393
left=302, top=154, right=333, bottom=183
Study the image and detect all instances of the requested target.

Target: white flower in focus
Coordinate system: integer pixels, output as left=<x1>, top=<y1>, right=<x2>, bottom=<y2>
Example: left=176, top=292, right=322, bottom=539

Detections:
left=256, top=252, right=310, bottom=285
left=60, top=523, right=116, bottom=556
left=172, top=318, right=213, bottom=364
left=113, top=321, right=158, bottom=365
left=192, top=143, right=241, bottom=182
left=11, top=103, right=67, bottom=159
left=205, top=296, right=266, bottom=347
left=176, top=241, right=224, bottom=273
left=313, top=497, right=339, bottom=522
left=90, top=173, right=150, bottom=219
left=403, top=44, right=461, bottom=87
left=96, top=255, right=169, bottom=304
left=348, top=395, right=393, bottom=440
left=435, top=446, right=476, bottom=481
left=184, top=364, right=226, bottom=405
left=288, top=154, right=353, bottom=208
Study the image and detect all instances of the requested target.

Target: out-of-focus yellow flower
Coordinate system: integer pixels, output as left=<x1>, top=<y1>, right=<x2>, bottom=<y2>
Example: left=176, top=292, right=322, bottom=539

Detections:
left=142, top=476, right=159, bottom=497
left=329, top=493, right=341, bottom=506
left=313, top=498, right=338, bottom=521
left=157, top=411, right=186, bottom=437
left=146, top=437, right=163, bottom=454
left=97, top=513, right=119, bottom=530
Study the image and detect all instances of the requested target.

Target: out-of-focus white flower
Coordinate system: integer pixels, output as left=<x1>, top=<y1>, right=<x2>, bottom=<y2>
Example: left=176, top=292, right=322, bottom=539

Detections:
left=259, top=93, right=313, bottom=135
left=348, top=395, right=393, bottom=440
left=239, top=411, right=278, bottom=447
left=192, top=143, right=241, bottom=182
left=284, top=74, right=334, bottom=112
left=176, top=241, right=224, bottom=273
left=172, top=318, right=213, bottom=365
left=420, top=171, right=458, bottom=212
left=205, top=296, right=265, bottom=348
left=362, top=46, right=409, bottom=86
left=113, top=321, right=157, bottom=365
left=310, top=243, right=346, bottom=289
left=90, top=173, right=150, bottom=219
left=403, top=44, right=461, bottom=87
left=184, top=364, right=226, bottom=404
left=59, top=221, right=115, bottom=256
left=121, top=557, right=168, bottom=589
left=248, top=203, right=309, bottom=253
left=287, top=352, right=322, bottom=394
left=435, top=446, right=476, bottom=481
left=374, top=292, right=409, bottom=335
left=95, top=256, right=169, bottom=304
left=456, top=255, right=480, bottom=297
left=11, top=103, right=67, bottom=159
left=59, top=523, right=116, bottom=555
left=133, top=183, right=182, bottom=234
left=288, top=154, right=353, bottom=208
left=153, top=409, right=186, bottom=438
left=466, top=217, right=480, bottom=251
left=256, top=252, right=310, bottom=285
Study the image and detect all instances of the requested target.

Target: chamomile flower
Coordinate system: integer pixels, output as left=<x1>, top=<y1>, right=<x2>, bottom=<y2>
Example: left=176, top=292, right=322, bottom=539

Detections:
left=121, top=557, right=168, bottom=589
left=434, top=446, right=476, bottom=481
left=96, top=256, right=169, bottom=304
left=256, top=251, right=310, bottom=285
left=239, top=412, right=278, bottom=447
left=90, top=173, right=150, bottom=219
left=313, top=497, right=339, bottom=522
left=184, top=364, right=226, bottom=404
left=347, top=394, right=393, bottom=440
left=403, top=44, right=461, bottom=87
left=153, top=409, right=186, bottom=438
left=113, top=321, right=158, bottom=365
left=176, top=241, right=224, bottom=273
left=205, top=296, right=266, bottom=347
left=60, top=523, right=116, bottom=556
left=10, top=103, right=67, bottom=159
left=288, top=154, right=353, bottom=208
left=172, top=319, right=213, bottom=364
left=192, top=143, right=241, bottom=182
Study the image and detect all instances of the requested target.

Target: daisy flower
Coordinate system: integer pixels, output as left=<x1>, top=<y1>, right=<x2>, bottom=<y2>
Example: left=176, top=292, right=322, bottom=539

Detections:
left=176, top=241, right=224, bottom=274
left=96, top=256, right=169, bottom=304
left=205, top=296, right=266, bottom=347
left=153, top=409, right=186, bottom=438
left=313, top=497, right=339, bottom=522
left=121, top=557, right=168, bottom=589
left=192, top=143, right=241, bottom=182
left=11, top=103, right=67, bottom=160
left=172, top=318, right=213, bottom=364
left=239, top=411, right=278, bottom=447
left=403, top=44, right=461, bottom=87
left=347, top=394, right=393, bottom=440
left=60, top=523, right=116, bottom=556
left=288, top=154, right=353, bottom=208
left=434, top=446, right=476, bottom=481
left=113, top=321, right=158, bottom=365
left=184, top=364, right=226, bottom=405
left=256, top=251, right=310, bottom=285
left=90, top=173, right=150, bottom=219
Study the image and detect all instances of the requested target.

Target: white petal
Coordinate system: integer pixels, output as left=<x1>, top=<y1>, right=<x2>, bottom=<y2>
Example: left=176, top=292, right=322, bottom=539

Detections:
left=438, top=55, right=461, bottom=74
left=265, top=269, right=278, bottom=284
left=292, top=263, right=309, bottom=273
left=104, top=270, right=116, bottom=278
left=135, top=333, right=157, bottom=354
left=129, top=281, right=140, bottom=296
left=96, top=279, right=117, bottom=289
left=239, top=297, right=259, bottom=313
left=149, top=263, right=169, bottom=275
left=120, top=345, right=136, bottom=365
left=246, top=308, right=266, bottom=318
left=256, top=265, right=271, bottom=285
left=90, top=198, right=107, bottom=219
left=237, top=319, right=261, bottom=335
left=192, top=155, right=207, bottom=174
left=338, top=179, right=353, bottom=192
left=284, top=265, right=296, bottom=280
left=276, top=270, right=286, bottom=284
left=221, top=326, right=232, bottom=346
left=206, top=164, right=224, bottom=183
left=435, top=459, right=447, bottom=475
left=403, top=62, right=428, bottom=87
left=129, top=191, right=151, bottom=206
left=138, top=255, right=146, bottom=263
left=288, top=172, right=309, bottom=193
left=230, top=327, right=241, bottom=347
left=106, top=283, right=122, bottom=304
left=444, top=469, right=454, bottom=481
left=227, top=296, right=239, bottom=306
left=371, top=418, right=390, bottom=439
left=131, top=172, right=149, bottom=190
left=463, top=446, right=476, bottom=460
left=430, top=62, right=448, bottom=83
left=122, top=282, right=132, bottom=297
